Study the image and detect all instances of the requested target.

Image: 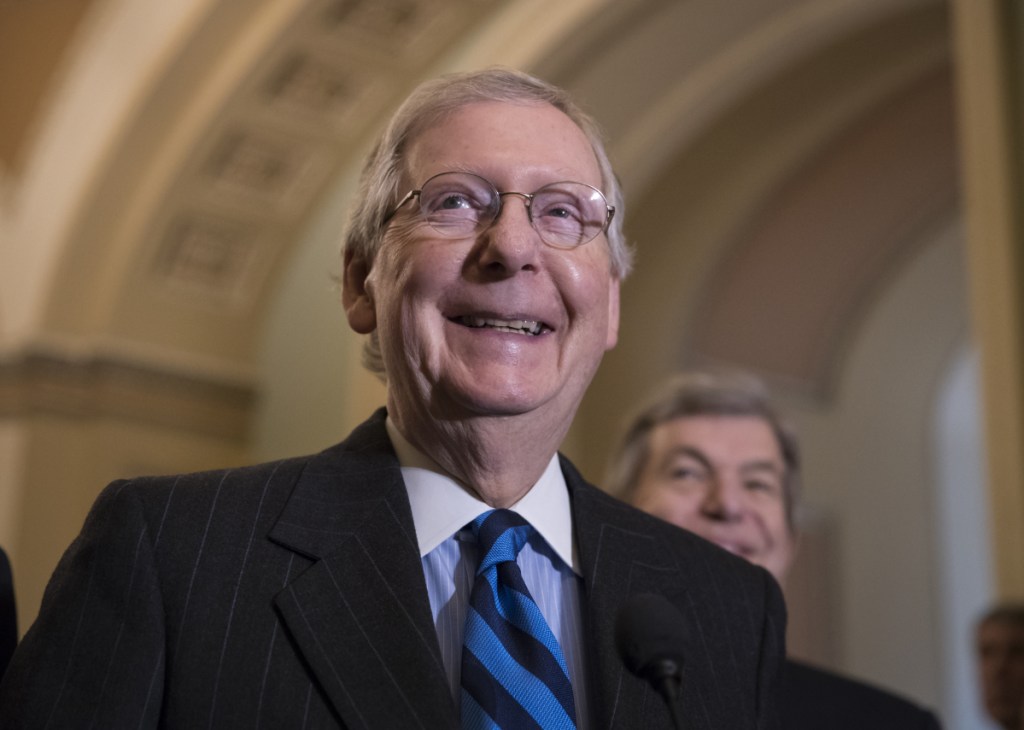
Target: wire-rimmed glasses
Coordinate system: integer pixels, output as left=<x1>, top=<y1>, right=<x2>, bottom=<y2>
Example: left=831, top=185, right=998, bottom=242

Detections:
left=383, top=171, right=615, bottom=249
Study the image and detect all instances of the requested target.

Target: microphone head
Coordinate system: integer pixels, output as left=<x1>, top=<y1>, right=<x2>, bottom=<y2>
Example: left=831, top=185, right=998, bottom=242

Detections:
left=615, top=593, right=687, bottom=679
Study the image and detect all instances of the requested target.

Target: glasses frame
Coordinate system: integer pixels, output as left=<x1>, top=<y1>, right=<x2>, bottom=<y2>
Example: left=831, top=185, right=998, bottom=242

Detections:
left=381, top=171, right=616, bottom=249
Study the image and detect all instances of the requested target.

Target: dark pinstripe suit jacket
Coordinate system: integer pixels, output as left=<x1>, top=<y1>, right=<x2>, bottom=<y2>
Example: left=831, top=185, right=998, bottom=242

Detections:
left=781, top=659, right=942, bottom=729
left=0, top=548, right=15, bottom=681
left=0, top=409, right=785, bottom=729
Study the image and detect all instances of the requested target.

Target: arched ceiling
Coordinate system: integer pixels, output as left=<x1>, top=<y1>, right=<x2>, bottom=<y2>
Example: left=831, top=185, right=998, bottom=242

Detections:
left=0, top=0, right=95, bottom=175
left=1, top=0, right=956, bottom=441
left=689, top=66, right=957, bottom=391
left=571, top=0, right=954, bottom=458
left=36, top=0, right=508, bottom=364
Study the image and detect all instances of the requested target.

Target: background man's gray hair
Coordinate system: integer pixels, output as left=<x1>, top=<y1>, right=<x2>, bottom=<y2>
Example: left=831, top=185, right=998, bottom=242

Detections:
left=978, top=603, right=1024, bottom=629
left=604, top=371, right=802, bottom=532
left=341, top=66, right=632, bottom=380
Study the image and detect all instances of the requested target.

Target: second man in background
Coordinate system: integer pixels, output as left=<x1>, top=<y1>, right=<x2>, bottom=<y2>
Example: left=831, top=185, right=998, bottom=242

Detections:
left=606, top=371, right=942, bottom=729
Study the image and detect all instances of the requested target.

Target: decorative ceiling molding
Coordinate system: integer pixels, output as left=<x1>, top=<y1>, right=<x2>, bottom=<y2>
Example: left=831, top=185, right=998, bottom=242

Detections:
left=36, top=0, right=501, bottom=362
left=135, top=0, right=501, bottom=318
left=0, top=348, right=255, bottom=439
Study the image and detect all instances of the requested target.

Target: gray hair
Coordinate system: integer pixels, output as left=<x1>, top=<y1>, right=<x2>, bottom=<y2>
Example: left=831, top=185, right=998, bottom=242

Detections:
left=605, top=371, right=802, bottom=532
left=978, top=603, right=1024, bottom=630
left=342, top=67, right=632, bottom=378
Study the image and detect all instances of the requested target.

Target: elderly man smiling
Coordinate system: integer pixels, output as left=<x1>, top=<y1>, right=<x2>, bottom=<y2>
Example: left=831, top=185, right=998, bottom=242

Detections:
left=1, top=69, right=784, bottom=730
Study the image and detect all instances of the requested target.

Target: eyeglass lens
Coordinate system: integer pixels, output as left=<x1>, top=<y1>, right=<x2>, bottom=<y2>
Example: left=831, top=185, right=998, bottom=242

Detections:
left=416, top=172, right=609, bottom=248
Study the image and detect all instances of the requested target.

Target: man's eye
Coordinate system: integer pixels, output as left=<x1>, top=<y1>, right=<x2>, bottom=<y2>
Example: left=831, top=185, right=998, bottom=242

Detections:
left=669, top=466, right=703, bottom=481
left=540, top=202, right=581, bottom=220
left=435, top=193, right=473, bottom=211
left=745, top=480, right=776, bottom=493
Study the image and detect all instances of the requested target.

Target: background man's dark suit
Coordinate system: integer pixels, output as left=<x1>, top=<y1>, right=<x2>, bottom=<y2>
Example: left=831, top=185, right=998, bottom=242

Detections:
left=782, top=658, right=942, bottom=729
left=0, top=547, right=16, bottom=679
left=0, top=410, right=785, bottom=729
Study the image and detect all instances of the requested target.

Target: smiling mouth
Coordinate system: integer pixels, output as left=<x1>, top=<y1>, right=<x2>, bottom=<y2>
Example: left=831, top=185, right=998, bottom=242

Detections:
left=713, top=540, right=757, bottom=558
left=452, top=315, right=550, bottom=336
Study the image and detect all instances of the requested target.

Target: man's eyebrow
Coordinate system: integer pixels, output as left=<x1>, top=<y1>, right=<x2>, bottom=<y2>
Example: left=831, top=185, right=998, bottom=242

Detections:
left=739, top=460, right=784, bottom=476
left=657, top=445, right=713, bottom=472
left=658, top=447, right=783, bottom=478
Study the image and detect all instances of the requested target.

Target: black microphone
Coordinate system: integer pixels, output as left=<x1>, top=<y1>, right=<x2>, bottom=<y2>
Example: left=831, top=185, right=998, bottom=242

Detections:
left=615, top=593, right=688, bottom=730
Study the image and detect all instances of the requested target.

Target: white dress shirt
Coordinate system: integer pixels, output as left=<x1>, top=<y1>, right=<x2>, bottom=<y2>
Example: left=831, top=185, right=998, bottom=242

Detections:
left=385, top=418, right=589, bottom=727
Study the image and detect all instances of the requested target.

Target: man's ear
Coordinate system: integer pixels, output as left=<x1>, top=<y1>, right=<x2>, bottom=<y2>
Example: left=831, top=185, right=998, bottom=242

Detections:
left=605, top=277, right=621, bottom=350
left=342, top=248, right=377, bottom=334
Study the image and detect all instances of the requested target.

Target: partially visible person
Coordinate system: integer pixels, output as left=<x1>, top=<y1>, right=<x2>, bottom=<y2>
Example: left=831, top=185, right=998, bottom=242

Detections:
left=977, top=603, right=1024, bottom=729
left=606, top=371, right=942, bottom=729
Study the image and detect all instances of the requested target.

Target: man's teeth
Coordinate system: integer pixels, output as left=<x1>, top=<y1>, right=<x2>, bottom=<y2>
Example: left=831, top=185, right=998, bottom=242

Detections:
left=459, top=316, right=544, bottom=335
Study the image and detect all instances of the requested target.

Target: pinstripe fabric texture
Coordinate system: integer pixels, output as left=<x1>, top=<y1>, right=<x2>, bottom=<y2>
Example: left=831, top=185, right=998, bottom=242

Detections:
left=460, top=509, right=576, bottom=729
left=0, top=409, right=786, bottom=729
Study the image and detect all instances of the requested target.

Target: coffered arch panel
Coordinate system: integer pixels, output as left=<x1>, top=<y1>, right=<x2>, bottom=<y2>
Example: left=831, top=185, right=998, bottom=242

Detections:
left=37, top=0, right=508, bottom=365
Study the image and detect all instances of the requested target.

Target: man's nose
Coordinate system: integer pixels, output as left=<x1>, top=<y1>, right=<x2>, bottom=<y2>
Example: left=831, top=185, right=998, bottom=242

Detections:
left=477, top=195, right=542, bottom=273
left=700, top=477, right=746, bottom=521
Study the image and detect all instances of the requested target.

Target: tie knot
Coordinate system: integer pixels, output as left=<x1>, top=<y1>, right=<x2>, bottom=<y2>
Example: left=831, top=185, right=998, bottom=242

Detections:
left=470, top=509, right=533, bottom=573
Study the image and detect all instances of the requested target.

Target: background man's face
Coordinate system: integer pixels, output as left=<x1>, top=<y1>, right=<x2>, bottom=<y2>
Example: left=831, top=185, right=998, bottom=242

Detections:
left=630, top=415, right=795, bottom=582
left=978, top=618, right=1024, bottom=728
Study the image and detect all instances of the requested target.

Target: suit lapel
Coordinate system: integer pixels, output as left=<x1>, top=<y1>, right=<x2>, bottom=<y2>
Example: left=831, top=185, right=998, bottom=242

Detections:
left=269, top=411, right=457, bottom=729
left=564, top=457, right=686, bottom=730
left=263, top=416, right=688, bottom=729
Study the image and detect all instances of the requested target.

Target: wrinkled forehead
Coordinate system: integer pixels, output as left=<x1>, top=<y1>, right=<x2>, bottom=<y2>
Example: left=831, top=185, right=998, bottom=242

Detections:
left=650, top=415, right=785, bottom=462
left=401, top=100, right=604, bottom=190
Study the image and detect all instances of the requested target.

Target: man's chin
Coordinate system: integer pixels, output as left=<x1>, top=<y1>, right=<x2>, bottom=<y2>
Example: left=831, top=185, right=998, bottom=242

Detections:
left=432, top=371, right=565, bottom=418
left=435, top=384, right=552, bottom=420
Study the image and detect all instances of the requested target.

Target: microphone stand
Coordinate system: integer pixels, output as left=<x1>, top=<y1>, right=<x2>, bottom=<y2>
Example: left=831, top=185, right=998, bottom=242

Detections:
left=615, top=593, right=689, bottom=730
left=646, top=658, right=686, bottom=730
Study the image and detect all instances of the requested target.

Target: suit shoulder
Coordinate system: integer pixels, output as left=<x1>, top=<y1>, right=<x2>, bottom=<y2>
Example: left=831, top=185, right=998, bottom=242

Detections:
left=110, top=410, right=391, bottom=500
left=111, top=453, right=313, bottom=498
left=783, top=659, right=941, bottom=728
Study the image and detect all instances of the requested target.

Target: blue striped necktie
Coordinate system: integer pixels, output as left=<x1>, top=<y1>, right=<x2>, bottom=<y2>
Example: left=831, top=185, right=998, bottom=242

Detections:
left=460, top=509, right=577, bottom=730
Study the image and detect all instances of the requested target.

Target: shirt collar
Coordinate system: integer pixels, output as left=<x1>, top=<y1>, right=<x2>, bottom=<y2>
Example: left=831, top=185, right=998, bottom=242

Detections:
left=386, top=417, right=579, bottom=575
